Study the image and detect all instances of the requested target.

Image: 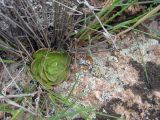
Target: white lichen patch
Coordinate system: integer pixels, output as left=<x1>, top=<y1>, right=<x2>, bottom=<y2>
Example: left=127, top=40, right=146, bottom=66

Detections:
left=120, top=39, right=159, bottom=63
left=82, top=77, right=96, bottom=96
left=53, top=34, right=160, bottom=119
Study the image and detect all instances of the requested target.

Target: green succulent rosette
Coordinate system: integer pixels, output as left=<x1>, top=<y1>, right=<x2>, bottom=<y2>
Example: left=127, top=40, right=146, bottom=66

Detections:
left=30, top=48, right=71, bottom=90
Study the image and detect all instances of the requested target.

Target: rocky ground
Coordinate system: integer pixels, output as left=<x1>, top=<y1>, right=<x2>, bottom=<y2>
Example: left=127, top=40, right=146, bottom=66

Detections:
left=0, top=0, right=160, bottom=119
left=1, top=32, right=159, bottom=120
left=53, top=32, right=160, bottom=120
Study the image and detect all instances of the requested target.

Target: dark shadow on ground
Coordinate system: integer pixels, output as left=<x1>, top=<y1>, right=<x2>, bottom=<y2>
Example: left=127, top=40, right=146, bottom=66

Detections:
left=129, top=59, right=160, bottom=91
left=96, top=97, right=160, bottom=120
left=97, top=60, right=160, bottom=120
left=96, top=98, right=146, bottom=120
left=96, top=98, right=122, bottom=120
left=128, top=60, right=160, bottom=106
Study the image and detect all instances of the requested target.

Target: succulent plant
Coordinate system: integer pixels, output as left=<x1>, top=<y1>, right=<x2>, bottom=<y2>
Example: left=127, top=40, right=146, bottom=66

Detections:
left=30, top=48, right=71, bottom=90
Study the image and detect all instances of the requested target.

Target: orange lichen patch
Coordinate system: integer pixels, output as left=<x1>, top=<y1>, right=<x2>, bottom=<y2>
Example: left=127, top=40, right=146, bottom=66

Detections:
left=79, top=55, right=93, bottom=72
left=81, top=65, right=90, bottom=72
left=86, top=56, right=93, bottom=65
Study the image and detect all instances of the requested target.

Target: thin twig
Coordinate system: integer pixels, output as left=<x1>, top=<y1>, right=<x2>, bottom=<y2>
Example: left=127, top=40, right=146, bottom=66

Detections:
left=53, top=0, right=83, bottom=15
left=77, top=0, right=112, bottom=38
left=0, top=58, right=21, bottom=93
left=0, top=92, right=38, bottom=99
left=35, top=87, right=42, bottom=115
left=77, top=0, right=117, bottom=49
left=5, top=98, right=36, bottom=115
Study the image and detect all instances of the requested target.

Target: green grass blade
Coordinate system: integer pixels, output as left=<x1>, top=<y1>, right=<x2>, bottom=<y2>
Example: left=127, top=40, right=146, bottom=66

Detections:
left=0, top=59, right=15, bottom=64
left=10, top=109, right=24, bottom=120
left=76, top=0, right=138, bottom=41
left=0, top=104, right=15, bottom=114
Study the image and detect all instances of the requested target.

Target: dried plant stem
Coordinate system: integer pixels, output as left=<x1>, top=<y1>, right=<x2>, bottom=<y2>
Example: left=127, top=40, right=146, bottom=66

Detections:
left=77, top=0, right=117, bottom=49
left=54, top=0, right=83, bottom=15
left=0, top=92, right=38, bottom=99
left=0, top=58, right=21, bottom=93
left=5, top=98, right=36, bottom=115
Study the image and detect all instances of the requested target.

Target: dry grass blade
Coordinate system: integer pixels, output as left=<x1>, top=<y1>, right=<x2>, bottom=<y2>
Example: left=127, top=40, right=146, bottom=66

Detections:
left=117, top=5, right=160, bottom=37
left=0, top=0, right=77, bottom=59
left=5, top=98, right=36, bottom=115
left=0, top=58, right=21, bottom=92
left=0, top=92, right=38, bottom=99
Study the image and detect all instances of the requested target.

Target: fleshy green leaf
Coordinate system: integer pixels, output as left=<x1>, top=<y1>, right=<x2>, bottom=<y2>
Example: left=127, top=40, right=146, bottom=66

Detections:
left=30, top=48, right=71, bottom=90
